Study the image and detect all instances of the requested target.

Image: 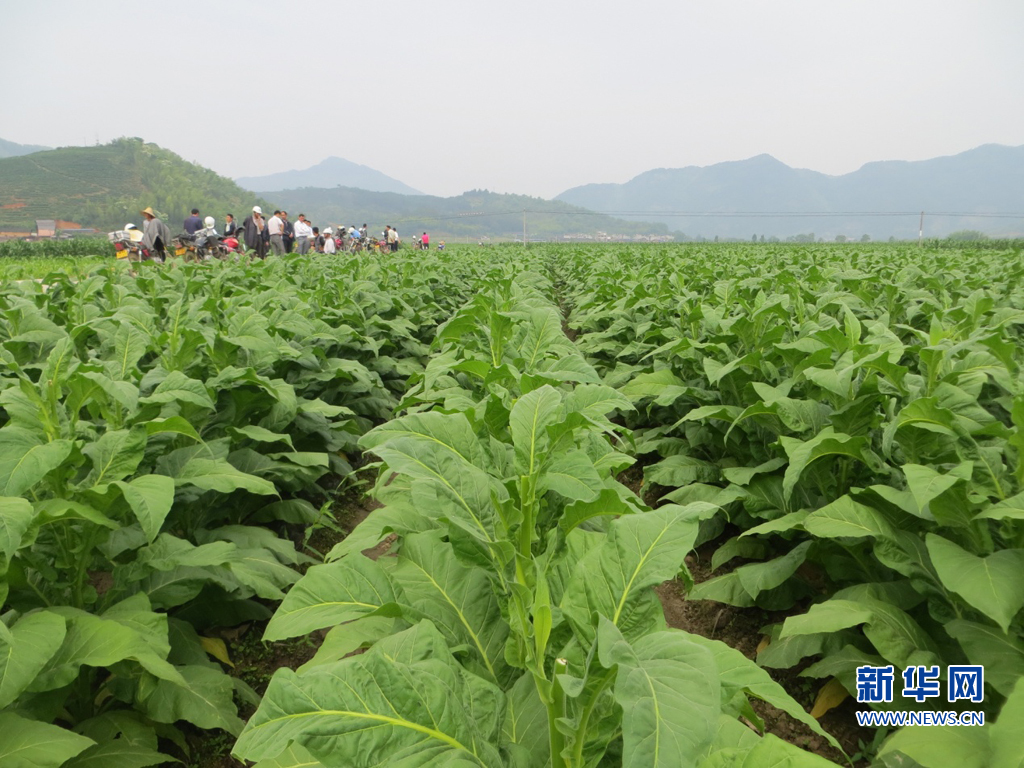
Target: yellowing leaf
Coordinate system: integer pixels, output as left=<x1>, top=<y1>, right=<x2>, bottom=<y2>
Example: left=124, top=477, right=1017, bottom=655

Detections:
left=810, top=677, right=848, bottom=719
left=201, top=636, right=234, bottom=668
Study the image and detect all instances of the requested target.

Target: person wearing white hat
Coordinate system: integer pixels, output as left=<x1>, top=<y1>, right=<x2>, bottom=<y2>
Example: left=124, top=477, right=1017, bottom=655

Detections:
left=243, top=205, right=268, bottom=259
left=322, top=227, right=337, bottom=254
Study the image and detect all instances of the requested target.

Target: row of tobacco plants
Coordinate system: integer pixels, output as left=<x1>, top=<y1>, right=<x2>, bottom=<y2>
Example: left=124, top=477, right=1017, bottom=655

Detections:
left=565, top=243, right=1024, bottom=767
left=7, top=242, right=1022, bottom=767
left=0, top=252, right=487, bottom=766
left=234, top=258, right=849, bottom=767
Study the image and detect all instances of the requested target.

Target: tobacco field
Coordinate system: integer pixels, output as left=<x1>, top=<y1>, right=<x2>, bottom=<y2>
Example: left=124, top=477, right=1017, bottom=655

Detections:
left=1, top=243, right=1022, bottom=768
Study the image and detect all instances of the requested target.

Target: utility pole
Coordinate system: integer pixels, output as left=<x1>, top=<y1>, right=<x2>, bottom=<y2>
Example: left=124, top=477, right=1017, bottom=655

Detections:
left=919, top=211, right=924, bottom=247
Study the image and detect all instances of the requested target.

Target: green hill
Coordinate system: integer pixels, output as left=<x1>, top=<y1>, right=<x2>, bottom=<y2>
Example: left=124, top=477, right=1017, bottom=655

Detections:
left=270, top=187, right=675, bottom=241
left=0, top=138, right=269, bottom=233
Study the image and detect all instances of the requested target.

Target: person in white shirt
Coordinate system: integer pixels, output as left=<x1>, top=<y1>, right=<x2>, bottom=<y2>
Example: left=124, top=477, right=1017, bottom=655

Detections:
left=267, top=211, right=285, bottom=255
left=323, top=227, right=337, bottom=254
left=294, top=213, right=314, bottom=255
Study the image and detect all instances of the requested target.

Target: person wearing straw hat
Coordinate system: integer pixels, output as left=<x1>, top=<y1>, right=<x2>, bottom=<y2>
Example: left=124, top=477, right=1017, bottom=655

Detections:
left=140, top=207, right=171, bottom=262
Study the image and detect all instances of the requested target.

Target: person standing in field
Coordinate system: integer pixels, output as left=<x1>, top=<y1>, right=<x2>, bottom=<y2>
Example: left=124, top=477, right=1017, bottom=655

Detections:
left=183, top=208, right=202, bottom=234
left=312, top=227, right=323, bottom=253
left=224, top=213, right=237, bottom=237
left=281, top=211, right=294, bottom=253
left=243, top=205, right=268, bottom=259
left=387, top=225, right=399, bottom=252
left=323, top=227, right=337, bottom=254
left=140, top=206, right=171, bottom=261
left=267, top=210, right=285, bottom=255
left=294, top=213, right=313, bottom=254
left=421, top=232, right=429, bottom=250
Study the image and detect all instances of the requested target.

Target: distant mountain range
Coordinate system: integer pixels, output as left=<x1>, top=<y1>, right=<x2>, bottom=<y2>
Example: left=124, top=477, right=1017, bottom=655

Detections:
left=237, top=157, right=423, bottom=196
left=0, top=137, right=50, bottom=159
left=556, top=144, right=1024, bottom=239
left=3, top=136, right=1023, bottom=240
left=267, top=186, right=672, bottom=241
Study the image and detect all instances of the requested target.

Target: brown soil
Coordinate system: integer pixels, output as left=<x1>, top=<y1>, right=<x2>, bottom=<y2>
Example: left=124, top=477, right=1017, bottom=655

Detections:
left=182, top=490, right=385, bottom=768
left=657, top=547, right=871, bottom=766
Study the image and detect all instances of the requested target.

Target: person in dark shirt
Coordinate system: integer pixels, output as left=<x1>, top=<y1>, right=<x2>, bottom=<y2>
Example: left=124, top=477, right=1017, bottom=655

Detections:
left=224, top=213, right=237, bottom=237
left=281, top=211, right=294, bottom=253
left=183, top=208, right=202, bottom=234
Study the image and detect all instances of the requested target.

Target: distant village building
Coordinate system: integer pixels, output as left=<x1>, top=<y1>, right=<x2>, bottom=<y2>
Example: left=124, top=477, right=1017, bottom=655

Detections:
left=36, top=219, right=56, bottom=237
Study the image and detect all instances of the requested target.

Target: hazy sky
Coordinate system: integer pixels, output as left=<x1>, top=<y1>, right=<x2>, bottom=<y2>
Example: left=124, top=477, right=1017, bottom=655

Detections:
left=2, top=0, right=1021, bottom=198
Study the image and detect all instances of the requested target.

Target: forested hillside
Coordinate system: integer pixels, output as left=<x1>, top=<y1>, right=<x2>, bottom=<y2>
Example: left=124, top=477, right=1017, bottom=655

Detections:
left=269, top=186, right=674, bottom=240
left=0, top=138, right=269, bottom=232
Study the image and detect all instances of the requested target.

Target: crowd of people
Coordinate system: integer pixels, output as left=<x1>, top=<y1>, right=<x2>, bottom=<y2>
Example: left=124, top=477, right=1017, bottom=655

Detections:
left=128, top=205, right=444, bottom=261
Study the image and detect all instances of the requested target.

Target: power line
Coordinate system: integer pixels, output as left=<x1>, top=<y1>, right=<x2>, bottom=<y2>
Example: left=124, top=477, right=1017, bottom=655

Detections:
left=386, top=209, right=1024, bottom=225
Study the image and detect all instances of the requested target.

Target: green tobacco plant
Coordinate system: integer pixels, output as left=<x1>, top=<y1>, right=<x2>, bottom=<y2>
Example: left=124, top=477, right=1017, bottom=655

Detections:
left=0, top=254, right=477, bottom=764
left=234, top=272, right=841, bottom=768
left=561, top=244, right=1024, bottom=760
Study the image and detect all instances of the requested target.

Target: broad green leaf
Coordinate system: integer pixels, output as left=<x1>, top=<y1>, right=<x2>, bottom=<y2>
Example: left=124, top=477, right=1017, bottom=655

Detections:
left=782, top=598, right=938, bottom=667
left=371, top=437, right=503, bottom=549
left=560, top=487, right=637, bottom=535
left=882, top=397, right=962, bottom=457
left=173, top=458, right=278, bottom=495
left=803, top=495, right=895, bottom=539
left=989, top=678, right=1024, bottom=768
left=113, top=475, right=175, bottom=543
left=598, top=619, right=719, bottom=768
left=644, top=455, right=721, bottom=487
left=140, top=370, right=214, bottom=409
left=945, top=620, right=1024, bottom=697
left=0, top=712, right=95, bottom=768
left=144, top=416, right=202, bottom=441
left=0, top=428, right=73, bottom=496
left=226, top=547, right=300, bottom=600
left=325, top=502, right=436, bottom=561
left=253, top=743, right=324, bottom=768
left=926, top=535, right=1024, bottom=633
left=501, top=673, right=549, bottom=768
left=735, top=541, right=812, bottom=599
left=876, top=721, right=989, bottom=768
left=78, top=371, right=139, bottom=411
left=538, top=449, right=602, bottom=501
left=562, top=505, right=700, bottom=642
left=510, top=385, right=563, bottom=476
left=82, top=426, right=147, bottom=487
left=620, top=369, right=687, bottom=401
left=30, top=611, right=183, bottom=692
left=0, top=496, right=33, bottom=561
left=360, top=411, right=486, bottom=469
left=977, top=491, right=1024, bottom=521
left=683, top=633, right=843, bottom=752
left=566, top=383, right=634, bottom=422
left=63, top=739, right=170, bottom=768
left=137, top=664, right=243, bottom=734
left=392, top=531, right=508, bottom=683
left=779, top=428, right=869, bottom=502
left=0, top=610, right=67, bottom=708
left=234, top=622, right=502, bottom=767
left=300, top=616, right=396, bottom=670
left=111, top=322, right=148, bottom=381
left=902, top=462, right=972, bottom=522
left=264, top=554, right=399, bottom=640
left=686, top=572, right=756, bottom=608
left=230, top=425, right=295, bottom=448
